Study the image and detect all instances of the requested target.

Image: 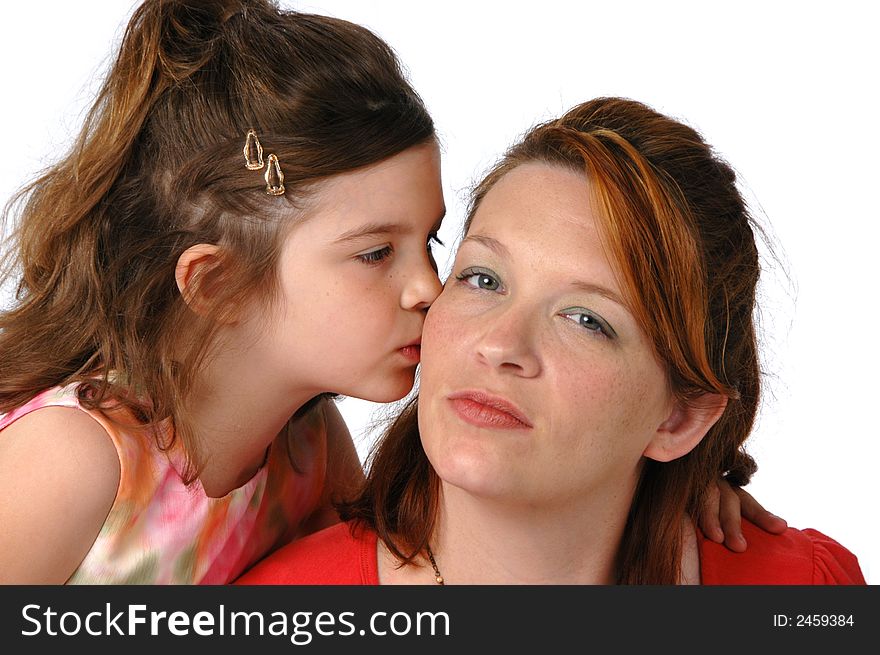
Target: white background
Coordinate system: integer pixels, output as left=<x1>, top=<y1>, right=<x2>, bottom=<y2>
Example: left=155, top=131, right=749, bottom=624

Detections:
left=1, top=1, right=876, bottom=583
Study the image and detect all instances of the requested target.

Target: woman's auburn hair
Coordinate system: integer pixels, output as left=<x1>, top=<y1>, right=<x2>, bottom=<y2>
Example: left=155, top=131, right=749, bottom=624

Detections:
left=0, top=0, right=434, bottom=481
left=340, top=97, right=761, bottom=584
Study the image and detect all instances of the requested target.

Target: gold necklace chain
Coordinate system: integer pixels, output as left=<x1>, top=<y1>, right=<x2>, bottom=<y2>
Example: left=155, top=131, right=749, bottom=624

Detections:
left=425, top=544, right=444, bottom=585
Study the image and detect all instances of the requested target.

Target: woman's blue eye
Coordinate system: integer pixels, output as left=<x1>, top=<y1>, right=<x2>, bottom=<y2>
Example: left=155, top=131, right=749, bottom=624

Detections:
left=357, top=246, right=393, bottom=264
left=562, top=310, right=613, bottom=338
left=456, top=268, right=501, bottom=291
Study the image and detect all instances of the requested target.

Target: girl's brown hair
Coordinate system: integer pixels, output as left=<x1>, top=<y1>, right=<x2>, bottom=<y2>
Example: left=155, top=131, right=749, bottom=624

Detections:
left=342, top=97, right=761, bottom=584
left=0, top=0, right=434, bottom=480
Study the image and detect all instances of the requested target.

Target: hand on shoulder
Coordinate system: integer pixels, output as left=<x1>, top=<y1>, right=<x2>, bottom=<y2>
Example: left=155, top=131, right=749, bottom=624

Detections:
left=0, top=406, right=120, bottom=583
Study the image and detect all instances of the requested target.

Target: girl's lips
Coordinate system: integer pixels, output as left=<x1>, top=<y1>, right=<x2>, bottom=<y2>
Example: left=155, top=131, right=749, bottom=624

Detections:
left=399, top=344, right=421, bottom=362
left=447, top=391, right=533, bottom=430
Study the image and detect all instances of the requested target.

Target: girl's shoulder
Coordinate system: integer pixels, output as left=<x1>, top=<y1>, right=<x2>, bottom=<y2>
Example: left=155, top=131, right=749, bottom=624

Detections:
left=0, top=383, right=135, bottom=477
left=0, top=386, right=120, bottom=583
left=0, top=384, right=121, bottom=472
left=0, top=385, right=83, bottom=426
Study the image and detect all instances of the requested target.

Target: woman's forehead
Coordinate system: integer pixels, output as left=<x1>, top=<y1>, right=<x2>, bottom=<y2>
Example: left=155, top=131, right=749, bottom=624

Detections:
left=468, top=164, right=602, bottom=247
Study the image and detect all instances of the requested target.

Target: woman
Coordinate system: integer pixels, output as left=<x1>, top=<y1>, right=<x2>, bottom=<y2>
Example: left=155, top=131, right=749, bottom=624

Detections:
left=238, top=97, right=865, bottom=584
left=0, top=0, right=778, bottom=583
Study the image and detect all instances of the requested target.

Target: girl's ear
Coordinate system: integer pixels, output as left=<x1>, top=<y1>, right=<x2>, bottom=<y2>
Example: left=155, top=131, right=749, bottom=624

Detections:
left=643, top=393, right=728, bottom=462
left=175, top=244, right=226, bottom=318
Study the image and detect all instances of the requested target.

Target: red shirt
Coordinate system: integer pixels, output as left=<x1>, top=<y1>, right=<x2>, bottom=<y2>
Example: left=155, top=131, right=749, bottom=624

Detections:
left=236, top=519, right=866, bottom=585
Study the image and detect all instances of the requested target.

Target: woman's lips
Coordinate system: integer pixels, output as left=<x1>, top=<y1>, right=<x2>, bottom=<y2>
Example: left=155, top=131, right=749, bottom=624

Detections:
left=447, top=391, right=533, bottom=430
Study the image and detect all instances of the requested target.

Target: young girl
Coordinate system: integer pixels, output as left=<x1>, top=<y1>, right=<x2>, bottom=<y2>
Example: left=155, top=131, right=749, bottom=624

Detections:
left=0, top=0, right=445, bottom=584
left=0, top=1, right=778, bottom=584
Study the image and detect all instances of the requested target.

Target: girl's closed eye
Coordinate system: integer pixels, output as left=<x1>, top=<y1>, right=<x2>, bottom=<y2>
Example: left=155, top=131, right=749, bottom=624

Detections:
left=559, top=308, right=616, bottom=339
left=427, top=232, right=445, bottom=252
left=456, top=267, right=503, bottom=292
left=426, top=232, right=444, bottom=271
left=356, top=232, right=443, bottom=267
left=356, top=245, right=393, bottom=265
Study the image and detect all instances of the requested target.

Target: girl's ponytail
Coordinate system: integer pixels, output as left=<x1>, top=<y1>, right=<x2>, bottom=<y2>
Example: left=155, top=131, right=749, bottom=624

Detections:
left=2, top=1, right=242, bottom=406
left=1, top=0, right=434, bottom=481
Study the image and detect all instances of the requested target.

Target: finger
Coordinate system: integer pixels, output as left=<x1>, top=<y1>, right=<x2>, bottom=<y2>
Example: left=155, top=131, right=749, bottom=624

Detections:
left=697, top=481, right=725, bottom=543
left=735, top=486, right=788, bottom=534
left=718, top=480, right=748, bottom=552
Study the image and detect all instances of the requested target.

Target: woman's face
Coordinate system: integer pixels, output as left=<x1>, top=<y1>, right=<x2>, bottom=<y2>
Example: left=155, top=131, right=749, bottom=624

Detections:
left=239, top=141, right=446, bottom=403
left=418, top=162, right=676, bottom=508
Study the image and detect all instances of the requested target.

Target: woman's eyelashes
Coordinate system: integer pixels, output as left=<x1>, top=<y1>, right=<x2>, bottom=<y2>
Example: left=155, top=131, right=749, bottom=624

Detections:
left=456, top=266, right=616, bottom=339
left=456, top=267, right=502, bottom=292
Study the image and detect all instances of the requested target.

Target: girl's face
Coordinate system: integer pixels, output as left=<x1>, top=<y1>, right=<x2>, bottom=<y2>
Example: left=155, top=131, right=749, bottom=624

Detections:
left=241, top=141, right=445, bottom=402
left=418, top=163, right=675, bottom=509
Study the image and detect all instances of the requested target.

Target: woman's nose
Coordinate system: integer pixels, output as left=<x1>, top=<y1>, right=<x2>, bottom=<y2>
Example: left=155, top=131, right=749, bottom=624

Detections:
left=474, top=306, right=542, bottom=378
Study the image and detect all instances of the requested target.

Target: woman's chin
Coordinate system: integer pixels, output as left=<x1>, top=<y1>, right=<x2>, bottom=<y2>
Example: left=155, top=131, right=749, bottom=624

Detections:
left=432, top=454, right=515, bottom=500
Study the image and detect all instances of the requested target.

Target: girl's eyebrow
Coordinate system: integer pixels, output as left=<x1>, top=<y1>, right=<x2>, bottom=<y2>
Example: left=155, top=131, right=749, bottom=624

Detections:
left=335, top=208, right=447, bottom=244
left=335, top=222, right=407, bottom=243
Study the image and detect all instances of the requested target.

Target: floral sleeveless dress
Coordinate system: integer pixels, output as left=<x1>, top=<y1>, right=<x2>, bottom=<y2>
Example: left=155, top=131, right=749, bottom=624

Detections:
left=0, top=384, right=327, bottom=584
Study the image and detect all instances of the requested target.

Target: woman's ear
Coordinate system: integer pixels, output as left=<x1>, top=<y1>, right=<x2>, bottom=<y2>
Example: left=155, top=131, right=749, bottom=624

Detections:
left=175, top=244, right=226, bottom=317
left=643, top=393, right=728, bottom=462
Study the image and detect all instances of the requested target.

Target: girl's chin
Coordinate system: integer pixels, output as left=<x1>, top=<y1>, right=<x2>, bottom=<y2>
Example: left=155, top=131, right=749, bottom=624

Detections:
left=346, top=376, right=415, bottom=404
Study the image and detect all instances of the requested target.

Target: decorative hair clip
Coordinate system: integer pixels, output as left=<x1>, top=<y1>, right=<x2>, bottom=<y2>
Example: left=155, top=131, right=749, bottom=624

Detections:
left=243, top=129, right=264, bottom=170
left=265, top=154, right=285, bottom=196
left=243, top=129, right=285, bottom=196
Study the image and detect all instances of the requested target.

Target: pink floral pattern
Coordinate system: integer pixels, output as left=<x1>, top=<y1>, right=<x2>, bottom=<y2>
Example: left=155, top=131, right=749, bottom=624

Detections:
left=0, top=384, right=327, bottom=584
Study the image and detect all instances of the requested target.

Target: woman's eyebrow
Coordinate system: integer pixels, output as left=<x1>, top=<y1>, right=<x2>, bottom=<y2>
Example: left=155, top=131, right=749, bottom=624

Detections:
left=567, top=280, right=627, bottom=309
left=461, top=233, right=509, bottom=257
left=464, top=233, right=628, bottom=309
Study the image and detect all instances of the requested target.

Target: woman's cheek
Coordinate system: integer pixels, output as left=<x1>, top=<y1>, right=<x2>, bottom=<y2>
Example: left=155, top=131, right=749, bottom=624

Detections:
left=421, top=294, right=464, bottom=371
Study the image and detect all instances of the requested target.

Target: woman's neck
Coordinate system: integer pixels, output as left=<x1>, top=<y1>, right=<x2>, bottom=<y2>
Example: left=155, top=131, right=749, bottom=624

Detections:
left=183, top=343, right=319, bottom=498
left=380, top=482, right=637, bottom=585
left=438, top=486, right=628, bottom=584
